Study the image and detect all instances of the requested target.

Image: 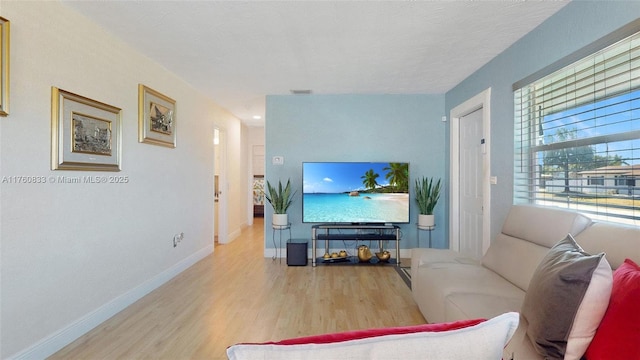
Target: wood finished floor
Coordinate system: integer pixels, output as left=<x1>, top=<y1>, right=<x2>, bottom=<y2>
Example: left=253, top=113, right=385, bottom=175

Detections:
left=50, top=217, right=425, bottom=359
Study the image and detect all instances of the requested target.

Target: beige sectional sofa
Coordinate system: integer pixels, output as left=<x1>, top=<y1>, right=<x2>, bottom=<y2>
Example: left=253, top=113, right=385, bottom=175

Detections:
left=411, top=204, right=640, bottom=359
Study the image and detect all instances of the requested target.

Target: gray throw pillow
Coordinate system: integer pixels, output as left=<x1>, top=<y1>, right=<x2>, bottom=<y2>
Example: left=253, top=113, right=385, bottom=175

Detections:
left=521, top=234, right=604, bottom=359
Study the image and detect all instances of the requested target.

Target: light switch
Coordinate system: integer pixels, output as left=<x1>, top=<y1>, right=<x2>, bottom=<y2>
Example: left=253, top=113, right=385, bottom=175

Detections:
left=490, top=176, right=497, bottom=185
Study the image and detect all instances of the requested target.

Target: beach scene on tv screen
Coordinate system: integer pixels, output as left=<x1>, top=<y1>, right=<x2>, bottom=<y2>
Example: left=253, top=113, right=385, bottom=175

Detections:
left=303, top=162, right=410, bottom=223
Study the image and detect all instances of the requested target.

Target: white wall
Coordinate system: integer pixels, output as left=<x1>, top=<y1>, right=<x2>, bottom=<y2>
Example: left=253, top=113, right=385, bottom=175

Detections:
left=0, top=1, right=245, bottom=358
left=249, top=126, right=266, bottom=176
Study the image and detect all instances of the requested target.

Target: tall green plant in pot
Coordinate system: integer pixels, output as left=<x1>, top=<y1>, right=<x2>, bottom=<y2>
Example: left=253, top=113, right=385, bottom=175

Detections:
left=265, top=179, right=296, bottom=226
left=415, top=177, right=441, bottom=227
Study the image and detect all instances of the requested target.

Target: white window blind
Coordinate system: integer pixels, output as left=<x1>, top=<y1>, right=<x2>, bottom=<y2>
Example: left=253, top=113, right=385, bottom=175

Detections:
left=514, top=30, right=640, bottom=226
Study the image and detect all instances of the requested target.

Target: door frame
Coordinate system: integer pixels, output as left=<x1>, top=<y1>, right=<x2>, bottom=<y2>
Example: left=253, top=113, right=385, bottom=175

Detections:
left=449, top=88, right=491, bottom=255
left=214, top=126, right=229, bottom=244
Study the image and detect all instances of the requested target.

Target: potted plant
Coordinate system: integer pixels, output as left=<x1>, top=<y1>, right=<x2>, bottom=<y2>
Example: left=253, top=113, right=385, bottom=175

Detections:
left=265, top=179, right=296, bottom=226
left=415, top=177, right=441, bottom=227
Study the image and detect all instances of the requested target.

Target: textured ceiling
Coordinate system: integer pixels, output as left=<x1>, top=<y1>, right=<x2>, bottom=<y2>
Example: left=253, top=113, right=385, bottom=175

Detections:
left=61, top=1, right=569, bottom=126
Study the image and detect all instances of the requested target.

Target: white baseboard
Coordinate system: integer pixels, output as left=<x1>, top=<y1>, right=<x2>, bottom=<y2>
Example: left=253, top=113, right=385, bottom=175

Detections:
left=9, top=245, right=213, bottom=360
left=264, top=247, right=286, bottom=259
left=228, top=228, right=241, bottom=242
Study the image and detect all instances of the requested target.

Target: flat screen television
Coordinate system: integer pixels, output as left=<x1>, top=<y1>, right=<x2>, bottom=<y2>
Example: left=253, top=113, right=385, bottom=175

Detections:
left=302, top=162, right=410, bottom=224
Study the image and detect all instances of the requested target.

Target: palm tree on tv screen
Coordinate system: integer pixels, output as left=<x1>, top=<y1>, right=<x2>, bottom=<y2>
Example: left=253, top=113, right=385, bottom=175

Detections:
left=383, top=162, right=409, bottom=193
left=361, top=169, right=380, bottom=191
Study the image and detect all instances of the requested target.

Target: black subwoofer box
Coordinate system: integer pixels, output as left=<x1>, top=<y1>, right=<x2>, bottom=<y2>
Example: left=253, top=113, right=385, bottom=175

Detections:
left=287, top=242, right=308, bottom=266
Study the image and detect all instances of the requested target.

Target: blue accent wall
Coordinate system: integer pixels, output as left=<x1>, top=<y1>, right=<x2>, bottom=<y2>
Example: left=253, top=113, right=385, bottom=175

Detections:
left=265, top=94, right=445, bottom=249
left=445, top=1, right=640, bottom=244
left=265, top=2, right=640, bottom=253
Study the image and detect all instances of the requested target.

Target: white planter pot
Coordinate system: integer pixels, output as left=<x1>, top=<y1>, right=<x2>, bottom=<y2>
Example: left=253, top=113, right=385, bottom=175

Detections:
left=272, top=213, right=289, bottom=226
left=418, top=214, right=435, bottom=228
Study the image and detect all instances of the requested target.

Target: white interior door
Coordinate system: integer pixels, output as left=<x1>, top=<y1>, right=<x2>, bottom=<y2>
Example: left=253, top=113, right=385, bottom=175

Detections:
left=459, top=109, right=484, bottom=259
left=214, top=127, right=228, bottom=244
left=450, top=88, right=491, bottom=257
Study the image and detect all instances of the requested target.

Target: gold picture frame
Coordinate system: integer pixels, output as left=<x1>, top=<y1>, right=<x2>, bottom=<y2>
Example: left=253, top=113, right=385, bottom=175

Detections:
left=51, top=87, right=122, bottom=171
left=0, top=16, right=10, bottom=116
left=138, top=84, right=176, bottom=147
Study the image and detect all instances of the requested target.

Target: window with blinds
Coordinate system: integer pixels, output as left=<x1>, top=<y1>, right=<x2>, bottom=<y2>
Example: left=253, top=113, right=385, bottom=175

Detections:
left=514, top=30, right=640, bottom=226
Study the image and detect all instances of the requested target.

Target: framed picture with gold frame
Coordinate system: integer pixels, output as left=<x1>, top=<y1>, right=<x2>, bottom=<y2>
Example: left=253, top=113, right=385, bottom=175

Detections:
left=51, top=87, right=122, bottom=171
left=0, top=16, right=10, bottom=117
left=138, top=84, right=176, bottom=147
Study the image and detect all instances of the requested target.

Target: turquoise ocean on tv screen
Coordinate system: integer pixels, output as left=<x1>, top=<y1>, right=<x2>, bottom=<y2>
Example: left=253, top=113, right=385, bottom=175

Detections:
left=303, top=193, right=409, bottom=223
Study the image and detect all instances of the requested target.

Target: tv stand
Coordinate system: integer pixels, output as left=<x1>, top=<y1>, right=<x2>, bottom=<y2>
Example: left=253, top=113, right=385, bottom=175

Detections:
left=311, top=224, right=401, bottom=267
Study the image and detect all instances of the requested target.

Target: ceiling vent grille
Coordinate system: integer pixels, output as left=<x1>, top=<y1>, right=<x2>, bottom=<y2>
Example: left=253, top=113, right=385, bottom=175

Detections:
left=290, top=89, right=312, bottom=95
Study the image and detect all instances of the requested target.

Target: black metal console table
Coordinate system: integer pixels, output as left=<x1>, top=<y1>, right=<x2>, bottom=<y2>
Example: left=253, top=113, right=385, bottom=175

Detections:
left=311, top=224, right=401, bottom=267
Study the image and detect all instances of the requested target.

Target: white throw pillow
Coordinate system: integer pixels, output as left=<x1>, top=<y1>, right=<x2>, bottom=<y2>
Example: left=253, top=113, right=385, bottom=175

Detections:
left=565, top=254, right=613, bottom=359
left=227, top=312, right=519, bottom=360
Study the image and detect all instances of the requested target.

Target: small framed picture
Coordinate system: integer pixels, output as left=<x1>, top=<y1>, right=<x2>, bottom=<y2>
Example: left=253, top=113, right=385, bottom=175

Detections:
left=51, top=87, right=122, bottom=171
left=0, top=16, right=10, bottom=117
left=138, top=84, right=176, bottom=147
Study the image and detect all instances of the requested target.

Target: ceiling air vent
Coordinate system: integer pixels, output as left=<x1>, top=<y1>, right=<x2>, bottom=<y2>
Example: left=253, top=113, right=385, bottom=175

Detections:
left=290, top=89, right=312, bottom=95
